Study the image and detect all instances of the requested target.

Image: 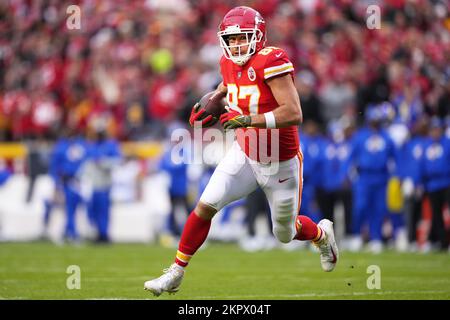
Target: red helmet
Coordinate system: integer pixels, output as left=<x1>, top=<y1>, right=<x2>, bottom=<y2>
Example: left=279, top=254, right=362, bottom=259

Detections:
left=218, top=6, right=266, bottom=66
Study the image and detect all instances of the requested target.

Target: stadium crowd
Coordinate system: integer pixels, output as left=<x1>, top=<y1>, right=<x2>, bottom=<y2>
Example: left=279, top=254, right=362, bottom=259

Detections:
left=0, top=0, right=449, bottom=251
left=1, top=0, right=449, bottom=140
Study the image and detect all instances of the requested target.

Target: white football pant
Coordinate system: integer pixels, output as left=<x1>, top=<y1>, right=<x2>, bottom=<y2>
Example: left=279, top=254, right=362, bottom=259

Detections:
left=200, top=141, right=303, bottom=243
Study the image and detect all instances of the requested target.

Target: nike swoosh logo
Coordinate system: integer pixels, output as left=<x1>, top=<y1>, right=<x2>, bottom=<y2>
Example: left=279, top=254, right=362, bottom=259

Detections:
left=278, top=177, right=291, bottom=183
left=330, top=246, right=337, bottom=264
left=275, top=53, right=282, bottom=58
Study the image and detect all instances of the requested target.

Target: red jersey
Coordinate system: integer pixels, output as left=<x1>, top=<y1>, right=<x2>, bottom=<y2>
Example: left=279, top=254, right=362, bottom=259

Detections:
left=220, top=46, right=299, bottom=162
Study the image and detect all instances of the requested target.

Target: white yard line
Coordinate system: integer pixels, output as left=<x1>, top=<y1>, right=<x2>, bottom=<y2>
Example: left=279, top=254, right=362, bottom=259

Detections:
left=1, top=290, right=448, bottom=300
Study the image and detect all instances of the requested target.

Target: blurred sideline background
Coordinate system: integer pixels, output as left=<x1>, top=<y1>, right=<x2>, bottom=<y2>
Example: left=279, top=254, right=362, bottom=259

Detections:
left=0, top=0, right=449, bottom=252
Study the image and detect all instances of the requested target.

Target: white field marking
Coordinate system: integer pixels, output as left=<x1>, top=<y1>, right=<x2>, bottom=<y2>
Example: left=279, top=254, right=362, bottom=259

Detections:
left=188, top=290, right=449, bottom=299
left=3, top=277, right=447, bottom=285
left=2, top=290, right=448, bottom=300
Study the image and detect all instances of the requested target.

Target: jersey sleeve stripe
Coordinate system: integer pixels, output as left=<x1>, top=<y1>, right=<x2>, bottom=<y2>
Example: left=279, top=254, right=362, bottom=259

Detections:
left=264, top=62, right=293, bottom=74
left=264, top=64, right=295, bottom=79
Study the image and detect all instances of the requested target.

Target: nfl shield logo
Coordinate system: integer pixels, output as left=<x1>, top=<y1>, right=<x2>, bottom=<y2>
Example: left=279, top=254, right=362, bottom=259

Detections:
left=237, top=71, right=242, bottom=79
left=248, top=67, right=256, bottom=81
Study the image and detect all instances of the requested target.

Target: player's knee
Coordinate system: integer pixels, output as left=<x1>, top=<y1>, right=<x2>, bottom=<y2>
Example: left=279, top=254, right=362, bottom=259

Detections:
left=273, top=226, right=293, bottom=243
left=273, top=197, right=296, bottom=243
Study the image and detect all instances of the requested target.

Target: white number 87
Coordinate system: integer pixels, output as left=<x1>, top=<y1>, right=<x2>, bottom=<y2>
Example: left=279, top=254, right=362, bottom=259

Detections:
left=227, top=84, right=260, bottom=115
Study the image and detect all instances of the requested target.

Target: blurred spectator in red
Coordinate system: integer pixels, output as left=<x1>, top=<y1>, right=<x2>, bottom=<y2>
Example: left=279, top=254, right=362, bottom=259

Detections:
left=0, top=0, right=448, bottom=142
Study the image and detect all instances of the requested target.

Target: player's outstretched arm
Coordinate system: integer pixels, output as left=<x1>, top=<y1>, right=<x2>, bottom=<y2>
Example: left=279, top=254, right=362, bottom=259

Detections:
left=251, top=74, right=302, bottom=128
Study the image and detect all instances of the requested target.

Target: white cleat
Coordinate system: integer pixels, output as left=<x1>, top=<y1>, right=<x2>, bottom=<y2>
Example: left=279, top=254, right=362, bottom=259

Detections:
left=144, top=263, right=185, bottom=296
left=315, top=219, right=339, bottom=272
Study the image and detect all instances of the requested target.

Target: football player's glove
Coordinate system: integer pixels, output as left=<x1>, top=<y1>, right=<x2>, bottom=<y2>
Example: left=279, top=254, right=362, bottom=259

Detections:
left=220, top=110, right=252, bottom=130
left=189, top=103, right=215, bottom=128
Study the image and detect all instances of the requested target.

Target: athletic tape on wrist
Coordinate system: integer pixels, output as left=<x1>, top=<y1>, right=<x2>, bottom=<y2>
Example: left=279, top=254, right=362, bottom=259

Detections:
left=264, top=111, right=276, bottom=129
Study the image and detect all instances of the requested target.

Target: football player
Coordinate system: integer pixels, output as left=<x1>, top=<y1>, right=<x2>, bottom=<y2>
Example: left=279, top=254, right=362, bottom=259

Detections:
left=145, top=6, right=339, bottom=296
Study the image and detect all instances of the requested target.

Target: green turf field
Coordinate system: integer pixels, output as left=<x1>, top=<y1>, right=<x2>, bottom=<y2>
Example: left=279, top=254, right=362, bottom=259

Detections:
left=0, top=242, right=449, bottom=300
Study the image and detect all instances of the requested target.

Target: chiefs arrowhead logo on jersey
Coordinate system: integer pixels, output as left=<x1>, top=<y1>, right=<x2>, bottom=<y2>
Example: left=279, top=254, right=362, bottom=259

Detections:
left=247, top=67, right=256, bottom=81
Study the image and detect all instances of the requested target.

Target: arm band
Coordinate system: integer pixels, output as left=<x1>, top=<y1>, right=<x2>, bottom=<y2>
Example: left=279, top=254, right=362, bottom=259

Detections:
left=264, top=111, right=276, bottom=129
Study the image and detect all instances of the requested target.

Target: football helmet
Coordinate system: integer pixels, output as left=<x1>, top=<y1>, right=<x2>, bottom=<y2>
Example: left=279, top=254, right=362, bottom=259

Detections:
left=218, top=6, right=266, bottom=66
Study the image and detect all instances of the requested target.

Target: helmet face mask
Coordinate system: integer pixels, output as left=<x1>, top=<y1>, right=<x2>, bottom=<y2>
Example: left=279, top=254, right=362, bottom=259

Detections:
left=218, top=28, right=263, bottom=66
left=217, top=6, right=266, bottom=66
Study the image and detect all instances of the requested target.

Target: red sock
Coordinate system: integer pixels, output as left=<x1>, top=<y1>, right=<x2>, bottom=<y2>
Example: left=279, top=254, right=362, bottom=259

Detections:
left=175, top=211, right=211, bottom=267
left=294, top=215, right=323, bottom=242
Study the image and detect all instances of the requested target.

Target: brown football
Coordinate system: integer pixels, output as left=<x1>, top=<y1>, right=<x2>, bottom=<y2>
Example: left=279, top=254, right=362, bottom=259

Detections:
left=198, top=90, right=228, bottom=121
